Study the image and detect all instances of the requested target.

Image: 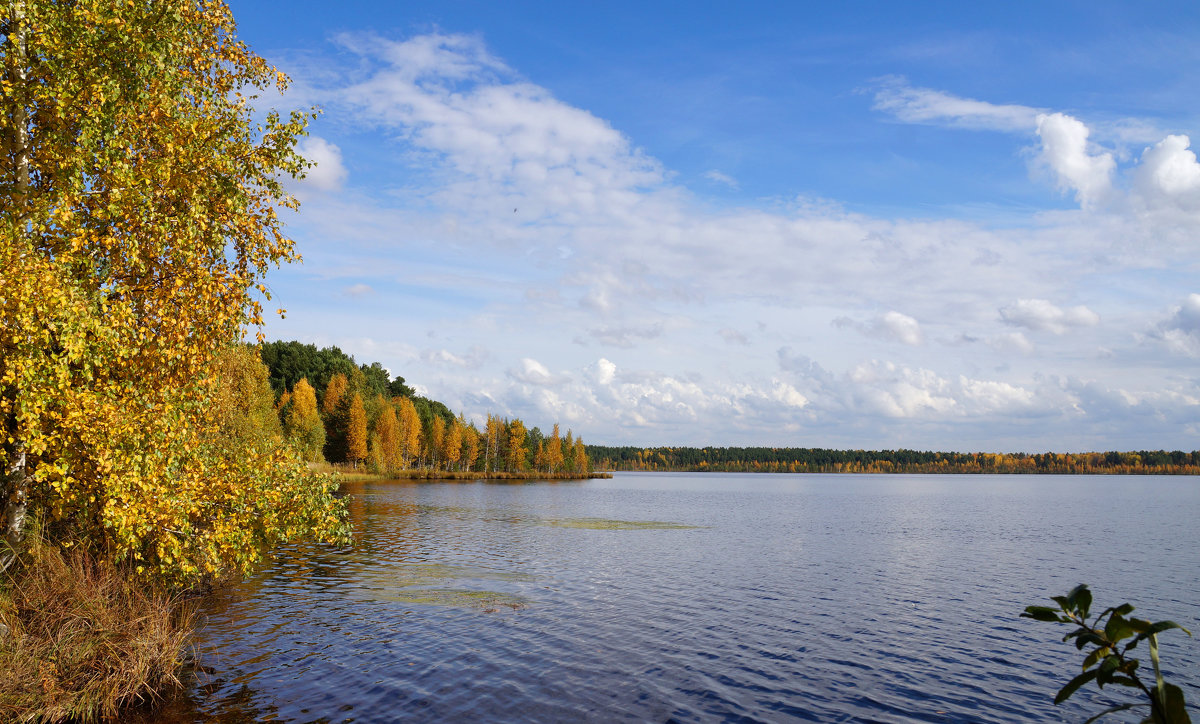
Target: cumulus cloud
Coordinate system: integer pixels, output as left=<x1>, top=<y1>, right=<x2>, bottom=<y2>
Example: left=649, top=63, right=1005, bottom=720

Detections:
left=271, top=38, right=1200, bottom=449
left=297, top=136, right=348, bottom=191
left=1134, top=135, right=1200, bottom=210
left=871, top=78, right=1040, bottom=132
left=834, top=311, right=923, bottom=345
left=845, top=361, right=1037, bottom=419
left=594, top=358, right=617, bottom=385
left=1035, top=113, right=1116, bottom=208
left=999, top=299, right=1099, bottom=334
left=508, top=357, right=558, bottom=386
left=1148, top=293, right=1200, bottom=356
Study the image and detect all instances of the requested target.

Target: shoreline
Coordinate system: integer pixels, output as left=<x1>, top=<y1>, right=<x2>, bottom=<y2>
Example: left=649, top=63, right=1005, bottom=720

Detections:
left=335, top=470, right=613, bottom=482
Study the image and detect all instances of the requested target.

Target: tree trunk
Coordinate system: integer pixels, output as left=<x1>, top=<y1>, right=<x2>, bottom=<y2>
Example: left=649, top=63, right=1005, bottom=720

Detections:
left=2, top=0, right=31, bottom=572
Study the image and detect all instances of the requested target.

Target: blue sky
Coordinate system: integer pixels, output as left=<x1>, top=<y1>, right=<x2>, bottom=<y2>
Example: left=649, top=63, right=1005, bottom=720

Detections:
left=228, top=1, right=1200, bottom=451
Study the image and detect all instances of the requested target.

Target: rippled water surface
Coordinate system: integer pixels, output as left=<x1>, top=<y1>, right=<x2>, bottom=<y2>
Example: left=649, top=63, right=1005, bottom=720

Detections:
left=146, top=473, right=1200, bottom=722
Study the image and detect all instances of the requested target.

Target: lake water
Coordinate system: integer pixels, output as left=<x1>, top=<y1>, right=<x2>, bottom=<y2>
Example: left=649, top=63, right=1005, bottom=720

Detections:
left=143, top=473, right=1200, bottom=722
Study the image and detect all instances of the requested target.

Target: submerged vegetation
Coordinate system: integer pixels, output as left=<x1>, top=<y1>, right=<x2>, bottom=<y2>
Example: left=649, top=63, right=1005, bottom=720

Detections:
left=375, top=588, right=531, bottom=612
left=589, top=445, right=1200, bottom=475
left=0, top=2, right=600, bottom=717
left=540, top=517, right=702, bottom=530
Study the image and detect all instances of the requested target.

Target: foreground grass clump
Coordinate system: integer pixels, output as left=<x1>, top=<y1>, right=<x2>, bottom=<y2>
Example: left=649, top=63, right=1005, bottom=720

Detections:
left=0, top=538, right=195, bottom=723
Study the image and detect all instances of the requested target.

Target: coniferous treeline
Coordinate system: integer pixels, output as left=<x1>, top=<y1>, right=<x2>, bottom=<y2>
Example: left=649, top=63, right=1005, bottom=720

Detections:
left=261, top=341, right=592, bottom=476
left=587, top=445, right=1200, bottom=475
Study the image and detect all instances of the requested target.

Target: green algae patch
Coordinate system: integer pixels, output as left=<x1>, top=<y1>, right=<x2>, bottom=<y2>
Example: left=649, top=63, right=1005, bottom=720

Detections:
left=540, top=517, right=702, bottom=530
left=391, top=563, right=536, bottom=585
left=379, top=588, right=531, bottom=611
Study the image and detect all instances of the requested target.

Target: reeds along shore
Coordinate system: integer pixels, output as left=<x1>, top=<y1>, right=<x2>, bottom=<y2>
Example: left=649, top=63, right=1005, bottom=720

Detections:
left=0, top=530, right=195, bottom=723
left=330, top=467, right=613, bottom=482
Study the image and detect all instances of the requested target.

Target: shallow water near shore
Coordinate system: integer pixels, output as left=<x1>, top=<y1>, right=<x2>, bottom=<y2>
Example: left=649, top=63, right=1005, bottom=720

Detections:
left=141, top=473, right=1200, bottom=722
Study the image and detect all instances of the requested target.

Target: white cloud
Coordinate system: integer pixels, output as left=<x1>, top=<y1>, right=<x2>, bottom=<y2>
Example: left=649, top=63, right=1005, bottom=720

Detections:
left=871, top=78, right=1040, bottom=132
left=343, top=283, right=373, bottom=297
left=422, top=345, right=490, bottom=369
left=718, top=327, right=749, bottom=345
left=595, top=358, right=616, bottom=385
left=988, top=331, right=1035, bottom=355
left=999, top=299, right=1099, bottom=334
left=297, top=136, right=348, bottom=191
left=265, top=36, right=1200, bottom=450
left=1134, top=135, right=1200, bottom=209
left=1035, top=113, right=1116, bottom=208
left=582, top=323, right=664, bottom=349
left=509, top=357, right=556, bottom=386
left=704, top=169, right=739, bottom=189
left=336, top=33, right=662, bottom=223
left=835, top=310, right=923, bottom=346
left=1149, top=293, right=1200, bottom=356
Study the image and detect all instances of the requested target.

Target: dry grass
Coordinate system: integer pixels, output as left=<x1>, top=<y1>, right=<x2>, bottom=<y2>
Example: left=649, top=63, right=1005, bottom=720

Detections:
left=0, top=537, right=195, bottom=723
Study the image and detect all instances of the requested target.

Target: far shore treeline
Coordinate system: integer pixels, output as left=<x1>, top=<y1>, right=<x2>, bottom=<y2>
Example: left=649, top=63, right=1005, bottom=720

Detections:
left=260, top=340, right=592, bottom=476
left=587, top=445, right=1200, bottom=475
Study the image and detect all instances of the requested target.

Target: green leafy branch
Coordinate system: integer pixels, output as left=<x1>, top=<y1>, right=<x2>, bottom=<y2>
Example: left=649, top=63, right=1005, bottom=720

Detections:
left=1022, top=584, right=1193, bottom=723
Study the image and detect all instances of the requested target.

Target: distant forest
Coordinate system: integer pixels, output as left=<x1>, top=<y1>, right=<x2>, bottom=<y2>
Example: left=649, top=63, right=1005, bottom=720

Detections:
left=585, top=446, right=1200, bottom=475
left=260, top=341, right=591, bottom=475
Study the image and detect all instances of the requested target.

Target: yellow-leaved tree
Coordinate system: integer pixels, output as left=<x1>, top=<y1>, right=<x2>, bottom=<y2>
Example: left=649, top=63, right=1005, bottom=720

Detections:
left=0, top=0, right=349, bottom=582
left=370, top=404, right=399, bottom=474
left=345, top=393, right=368, bottom=469
left=508, top=419, right=527, bottom=472
left=284, top=378, right=325, bottom=463
left=396, top=397, right=421, bottom=470
left=545, top=423, right=564, bottom=473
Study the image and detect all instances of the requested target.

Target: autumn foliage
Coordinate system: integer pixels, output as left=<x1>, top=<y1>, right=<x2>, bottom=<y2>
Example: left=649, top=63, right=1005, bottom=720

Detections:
left=0, top=0, right=348, bottom=583
left=265, top=343, right=595, bottom=477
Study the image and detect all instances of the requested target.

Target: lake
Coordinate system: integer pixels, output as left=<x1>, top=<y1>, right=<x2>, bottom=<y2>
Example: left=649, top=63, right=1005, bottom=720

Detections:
left=143, top=473, right=1200, bottom=722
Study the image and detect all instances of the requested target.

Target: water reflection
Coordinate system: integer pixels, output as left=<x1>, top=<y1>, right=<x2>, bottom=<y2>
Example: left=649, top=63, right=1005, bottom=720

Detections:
left=140, top=473, right=1200, bottom=722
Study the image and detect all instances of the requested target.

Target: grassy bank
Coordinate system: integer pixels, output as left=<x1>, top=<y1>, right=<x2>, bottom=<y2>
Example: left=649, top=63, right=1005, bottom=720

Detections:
left=0, top=535, right=195, bottom=723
